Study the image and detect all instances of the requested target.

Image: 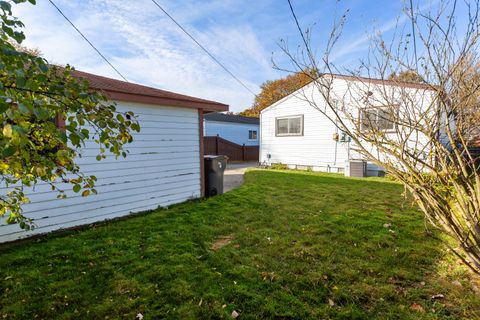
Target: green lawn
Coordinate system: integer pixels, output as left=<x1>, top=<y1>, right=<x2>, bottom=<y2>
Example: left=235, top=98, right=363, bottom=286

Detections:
left=1, top=170, right=479, bottom=319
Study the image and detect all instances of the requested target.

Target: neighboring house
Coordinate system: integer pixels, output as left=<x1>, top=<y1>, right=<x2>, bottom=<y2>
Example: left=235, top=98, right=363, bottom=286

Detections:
left=204, top=113, right=260, bottom=146
left=260, top=74, right=433, bottom=176
left=0, top=70, right=228, bottom=243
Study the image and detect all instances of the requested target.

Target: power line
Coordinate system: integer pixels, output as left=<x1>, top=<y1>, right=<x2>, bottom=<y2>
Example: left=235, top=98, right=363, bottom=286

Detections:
left=149, top=0, right=257, bottom=97
left=410, top=0, right=419, bottom=70
left=48, top=0, right=129, bottom=82
left=287, top=0, right=314, bottom=62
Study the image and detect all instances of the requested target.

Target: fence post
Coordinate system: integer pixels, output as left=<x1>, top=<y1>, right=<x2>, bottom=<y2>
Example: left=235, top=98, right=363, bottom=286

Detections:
left=242, top=144, right=246, bottom=161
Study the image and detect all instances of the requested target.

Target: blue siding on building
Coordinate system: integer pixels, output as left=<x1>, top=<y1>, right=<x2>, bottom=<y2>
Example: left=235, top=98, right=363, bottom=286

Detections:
left=204, top=120, right=260, bottom=146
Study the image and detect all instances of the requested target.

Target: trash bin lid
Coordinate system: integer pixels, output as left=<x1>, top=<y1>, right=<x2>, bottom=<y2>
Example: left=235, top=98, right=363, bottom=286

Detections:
left=204, top=155, right=228, bottom=160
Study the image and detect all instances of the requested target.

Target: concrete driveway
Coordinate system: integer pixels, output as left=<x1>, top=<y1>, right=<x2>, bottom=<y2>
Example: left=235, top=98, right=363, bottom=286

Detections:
left=223, top=161, right=257, bottom=192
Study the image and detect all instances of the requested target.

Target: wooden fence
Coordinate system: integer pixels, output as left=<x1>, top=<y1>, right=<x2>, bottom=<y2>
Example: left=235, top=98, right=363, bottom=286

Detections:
left=204, top=136, right=259, bottom=161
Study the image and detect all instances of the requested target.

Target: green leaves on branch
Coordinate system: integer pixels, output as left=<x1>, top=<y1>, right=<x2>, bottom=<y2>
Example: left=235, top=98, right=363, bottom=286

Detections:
left=0, top=1, right=140, bottom=228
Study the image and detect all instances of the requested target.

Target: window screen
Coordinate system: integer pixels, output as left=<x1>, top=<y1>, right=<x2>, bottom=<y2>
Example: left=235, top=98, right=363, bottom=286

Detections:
left=276, top=116, right=303, bottom=136
left=360, top=107, right=394, bottom=131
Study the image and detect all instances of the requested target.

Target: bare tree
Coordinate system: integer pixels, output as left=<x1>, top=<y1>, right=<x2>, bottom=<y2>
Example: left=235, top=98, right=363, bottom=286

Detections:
left=279, top=0, right=480, bottom=273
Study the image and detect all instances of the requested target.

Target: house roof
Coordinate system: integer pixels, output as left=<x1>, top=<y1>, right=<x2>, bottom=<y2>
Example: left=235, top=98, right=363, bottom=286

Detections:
left=260, top=73, right=433, bottom=114
left=204, top=113, right=259, bottom=125
left=327, top=73, right=433, bottom=90
left=71, top=70, right=229, bottom=112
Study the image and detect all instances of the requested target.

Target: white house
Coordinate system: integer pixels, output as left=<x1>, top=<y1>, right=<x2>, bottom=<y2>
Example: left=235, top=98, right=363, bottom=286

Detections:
left=260, top=74, right=434, bottom=176
left=204, top=113, right=259, bottom=146
left=0, top=70, right=228, bottom=243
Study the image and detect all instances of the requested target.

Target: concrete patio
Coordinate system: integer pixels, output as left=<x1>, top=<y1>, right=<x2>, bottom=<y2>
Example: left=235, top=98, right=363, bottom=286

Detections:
left=223, top=162, right=257, bottom=192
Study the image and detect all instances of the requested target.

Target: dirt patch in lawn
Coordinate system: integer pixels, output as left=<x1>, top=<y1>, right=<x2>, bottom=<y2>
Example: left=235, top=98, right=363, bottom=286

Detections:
left=210, top=235, right=235, bottom=251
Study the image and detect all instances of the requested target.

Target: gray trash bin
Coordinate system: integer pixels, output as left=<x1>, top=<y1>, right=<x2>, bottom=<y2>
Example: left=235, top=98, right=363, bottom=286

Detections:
left=204, top=155, right=228, bottom=197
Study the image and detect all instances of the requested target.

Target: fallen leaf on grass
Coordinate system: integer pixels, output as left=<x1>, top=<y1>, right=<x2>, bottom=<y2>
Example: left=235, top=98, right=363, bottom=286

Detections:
left=260, top=271, right=276, bottom=282
left=210, top=235, right=235, bottom=251
left=410, top=303, right=425, bottom=313
left=328, top=298, right=335, bottom=307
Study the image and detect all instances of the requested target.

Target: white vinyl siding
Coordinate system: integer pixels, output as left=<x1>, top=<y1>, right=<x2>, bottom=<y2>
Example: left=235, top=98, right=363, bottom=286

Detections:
left=261, top=87, right=349, bottom=173
left=260, top=77, right=433, bottom=175
left=0, top=101, right=200, bottom=243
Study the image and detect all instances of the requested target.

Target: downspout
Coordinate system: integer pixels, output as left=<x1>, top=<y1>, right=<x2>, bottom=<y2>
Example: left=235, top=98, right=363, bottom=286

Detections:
left=334, top=100, right=339, bottom=165
left=198, top=109, right=205, bottom=197
left=259, top=112, right=263, bottom=166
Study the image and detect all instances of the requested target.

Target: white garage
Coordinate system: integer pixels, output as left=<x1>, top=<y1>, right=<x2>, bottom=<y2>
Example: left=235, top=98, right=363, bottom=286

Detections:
left=0, top=70, right=228, bottom=243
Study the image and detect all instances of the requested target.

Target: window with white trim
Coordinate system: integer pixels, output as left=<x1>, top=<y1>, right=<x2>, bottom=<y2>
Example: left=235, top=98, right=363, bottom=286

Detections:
left=276, top=115, right=303, bottom=136
left=360, top=107, right=394, bottom=131
left=248, top=130, right=257, bottom=140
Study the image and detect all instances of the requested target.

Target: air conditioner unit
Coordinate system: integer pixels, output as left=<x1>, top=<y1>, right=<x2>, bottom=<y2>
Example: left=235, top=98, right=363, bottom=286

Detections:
left=345, top=160, right=367, bottom=177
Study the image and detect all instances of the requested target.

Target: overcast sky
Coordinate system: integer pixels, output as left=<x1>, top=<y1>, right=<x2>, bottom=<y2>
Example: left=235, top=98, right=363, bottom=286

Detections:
left=13, top=0, right=441, bottom=112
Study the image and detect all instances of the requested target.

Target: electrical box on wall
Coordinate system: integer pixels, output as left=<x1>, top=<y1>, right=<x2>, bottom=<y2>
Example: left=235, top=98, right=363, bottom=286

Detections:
left=340, top=132, right=351, bottom=142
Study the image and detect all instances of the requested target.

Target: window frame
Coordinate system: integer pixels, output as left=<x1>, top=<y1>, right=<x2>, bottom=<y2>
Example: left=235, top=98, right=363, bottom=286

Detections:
left=275, top=115, right=304, bottom=137
left=248, top=130, right=258, bottom=140
left=359, top=106, right=396, bottom=132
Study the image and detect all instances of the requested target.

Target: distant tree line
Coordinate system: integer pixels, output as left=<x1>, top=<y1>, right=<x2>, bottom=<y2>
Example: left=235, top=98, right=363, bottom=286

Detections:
left=240, top=68, right=318, bottom=117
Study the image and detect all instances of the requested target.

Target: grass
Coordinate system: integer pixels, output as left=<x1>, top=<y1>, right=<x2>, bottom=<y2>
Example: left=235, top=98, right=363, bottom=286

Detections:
left=1, top=169, right=479, bottom=319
